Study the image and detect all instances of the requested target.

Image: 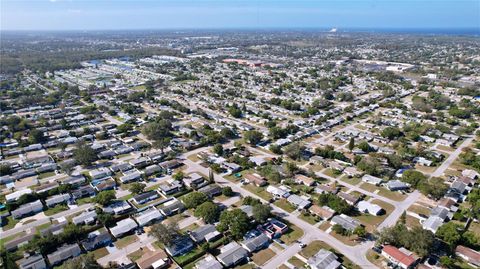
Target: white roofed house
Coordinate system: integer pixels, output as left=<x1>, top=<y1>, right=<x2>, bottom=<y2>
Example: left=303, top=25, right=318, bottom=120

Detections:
left=109, top=218, right=138, bottom=238
left=183, top=173, right=206, bottom=189
left=45, top=193, right=71, bottom=208
left=331, top=214, right=361, bottom=231
left=47, top=244, right=82, bottom=266
left=307, top=249, right=341, bottom=269
left=89, top=167, right=112, bottom=180
left=133, top=190, right=159, bottom=205
left=266, top=185, right=290, bottom=199
left=362, top=174, right=383, bottom=186
left=11, top=200, right=44, bottom=219
left=72, top=210, right=98, bottom=225
left=134, top=207, right=164, bottom=227
left=357, top=201, right=383, bottom=216
left=119, top=169, right=142, bottom=184
left=216, top=241, right=249, bottom=267
left=287, top=194, right=312, bottom=210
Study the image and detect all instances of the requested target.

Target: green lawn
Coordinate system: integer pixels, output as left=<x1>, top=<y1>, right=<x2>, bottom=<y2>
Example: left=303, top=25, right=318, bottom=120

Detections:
left=173, top=246, right=205, bottom=266
left=0, top=231, right=26, bottom=248
left=288, top=256, right=306, bottom=268
left=300, top=240, right=333, bottom=258
left=76, top=197, right=93, bottom=205
left=115, top=235, right=139, bottom=249
left=273, top=199, right=296, bottom=213
left=92, top=247, right=109, bottom=260
left=242, top=184, right=272, bottom=201
left=299, top=213, right=319, bottom=225
left=340, top=176, right=362, bottom=185
left=44, top=204, right=69, bottom=216
left=251, top=248, right=275, bottom=266
left=2, top=216, right=19, bottom=230
left=38, top=171, right=56, bottom=179
left=280, top=224, right=304, bottom=245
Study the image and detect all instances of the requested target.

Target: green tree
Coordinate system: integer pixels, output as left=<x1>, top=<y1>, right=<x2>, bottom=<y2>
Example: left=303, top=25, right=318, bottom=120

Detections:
left=0, top=164, right=13, bottom=176
left=149, top=222, right=180, bottom=246
left=217, top=209, right=250, bottom=239
left=28, top=129, right=47, bottom=144
left=181, top=192, right=208, bottom=209
left=283, top=142, right=305, bottom=160
left=401, top=170, right=426, bottom=188
left=252, top=204, right=271, bottom=223
left=73, top=143, right=98, bottom=166
left=381, top=127, right=402, bottom=140
left=222, top=187, right=234, bottom=197
left=436, top=222, right=463, bottom=249
left=244, top=130, right=263, bottom=146
left=129, top=182, right=146, bottom=195
left=213, top=144, right=224, bottom=156
left=348, top=137, right=355, bottom=152
left=354, top=226, right=367, bottom=238
left=63, top=254, right=102, bottom=269
left=94, top=190, right=116, bottom=206
left=194, top=201, right=220, bottom=224
left=173, top=171, right=184, bottom=181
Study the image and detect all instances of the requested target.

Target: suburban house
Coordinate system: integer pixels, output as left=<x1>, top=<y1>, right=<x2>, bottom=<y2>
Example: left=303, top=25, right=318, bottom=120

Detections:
left=81, top=230, right=112, bottom=251
left=198, top=184, right=222, bottom=198
left=47, top=244, right=82, bottom=266
left=455, top=245, right=480, bottom=268
left=183, top=173, right=206, bottom=189
left=103, top=200, right=133, bottom=215
left=158, top=180, right=183, bottom=196
left=119, top=169, right=142, bottom=184
left=136, top=249, right=171, bottom=269
left=331, top=214, right=361, bottom=231
left=133, top=191, right=159, bottom=205
left=216, top=241, right=249, bottom=267
left=357, top=201, right=383, bottom=215
left=338, top=192, right=360, bottom=205
left=195, top=255, right=223, bottom=269
left=362, top=174, right=383, bottom=186
left=386, top=180, right=409, bottom=191
left=241, top=233, right=270, bottom=253
left=109, top=218, right=138, bottom=238
left=45, top=193, right=71, bottom=208
left=4, top=233, right=36, bottom=252
left=165, top=236, right=194, bottom=257
left=307, top=249, right=341, bottom=269
left=189, top=224, right=221, bottom=243
left=158, top=198, right=185, bottom=216
left=309, top=205, right=335, bottom=220
left=381, top=245, right=418, bottom=269
left=294, top=174, right=315, bottom=186
left=244, top=173, right=267, bottom=187
left=18, top=254, right=47, bottom=269
left=11, top=200, right=44, bottom=219
left=287, top=194, right=312, bottom=210
left=266, top=185, right=290, bottom=199
left=72, top=210, right=98, bottom=226
left=135, top=207, right=164, bottom=227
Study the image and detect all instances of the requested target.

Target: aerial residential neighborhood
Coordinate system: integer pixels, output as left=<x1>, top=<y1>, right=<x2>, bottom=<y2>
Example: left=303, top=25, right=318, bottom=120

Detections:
left=1, top=2, right=480, bottom=269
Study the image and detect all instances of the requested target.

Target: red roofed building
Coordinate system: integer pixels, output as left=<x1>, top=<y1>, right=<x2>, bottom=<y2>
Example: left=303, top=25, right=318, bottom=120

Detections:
left=456, top=245, right=480, bottom=267
left=381, top=245, right=418, bottom=269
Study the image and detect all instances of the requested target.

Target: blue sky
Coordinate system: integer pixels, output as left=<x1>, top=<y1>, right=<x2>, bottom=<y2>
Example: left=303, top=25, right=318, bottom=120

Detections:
left=1, top=0, right=479, bottom=31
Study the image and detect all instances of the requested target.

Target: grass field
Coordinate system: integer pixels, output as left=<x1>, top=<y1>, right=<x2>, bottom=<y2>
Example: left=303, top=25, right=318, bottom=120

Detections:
left=288, top=256, right=306, bottom=268
left=242, top=184, right=272, bottom=201
left=92, top=247, right=109, bottom=260
left=408, top=204, right=431, bottom=216
left=2, top=216, right=19, bottom=230
left=273, top=199, right=296, bottom=213
left=251, top=248, right=275, bottom=265
left=115, top=234, right=139, bottom=249
left=44, top=204, right=69, bottom=216
left=280, top=224, right=304, bottom=245
left=340, top=176, right=362, bottom=186
left=300, top=240, right=332, bottom=258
